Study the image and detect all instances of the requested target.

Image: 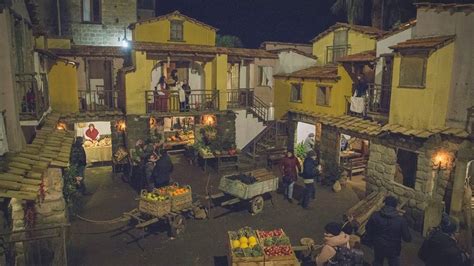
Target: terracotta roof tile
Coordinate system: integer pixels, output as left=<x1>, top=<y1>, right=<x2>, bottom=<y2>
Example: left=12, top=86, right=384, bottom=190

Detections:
left=260, top=41, right=312, bottom=48
left=49, top=45, right=127, bottom=57
left=378, top=20, right=417, bottom=41
left=274, top=66, right=338, bottom=80
left=0, top=112, right=74, bottom=201
left=131, top=42, right=277, bottom=59
left=390, top=35, right=455, bottom=51
left=415, top=3, right=474, bottom=11
left=311, top=23, right=386, bottom=43
left=381, top=124, right=469, bottom=138
left=337, top=50, right=376, bottom=63
left=129, top=10, right=218, bottom=31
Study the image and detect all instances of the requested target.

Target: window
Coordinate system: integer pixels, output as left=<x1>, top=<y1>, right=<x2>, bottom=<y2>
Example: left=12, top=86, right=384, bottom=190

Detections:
left=399, top=55, right=427, bottom=88
left=316, top=86, right=330, bottom=106
left=82, top=0, right=101, bottom=23
left=290, top=83, right=302, bottom=102
left=395, top=149, right=418, bottom=188
left=170, top=20, right=184, bottom=41
left=257, top=66, right=273, bottom=87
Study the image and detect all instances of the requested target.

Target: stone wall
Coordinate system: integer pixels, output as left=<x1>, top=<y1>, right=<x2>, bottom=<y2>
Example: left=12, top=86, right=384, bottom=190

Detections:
left=36, top=168, right=68, bottom=226
left=320, top=125, right=340, bottom=166
left=366, top=135, right=462, bottom=231
left=62, top=0, right=137, bottom=46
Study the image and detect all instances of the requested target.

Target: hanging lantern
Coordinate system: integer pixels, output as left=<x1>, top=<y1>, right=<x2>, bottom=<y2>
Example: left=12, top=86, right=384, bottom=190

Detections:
left=431, top=150, right=451, bottom=170
left=56, top=121, right=67, bottom=131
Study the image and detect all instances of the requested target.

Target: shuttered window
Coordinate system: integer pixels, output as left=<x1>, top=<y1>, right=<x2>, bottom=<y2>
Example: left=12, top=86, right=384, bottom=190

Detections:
left=290, top=83, right=302, bottom=102
left=399, top=55, right=427, bottom=88
left=170, top=20, right=184, bottom=41
left=316, top=86, right=330, bottom=106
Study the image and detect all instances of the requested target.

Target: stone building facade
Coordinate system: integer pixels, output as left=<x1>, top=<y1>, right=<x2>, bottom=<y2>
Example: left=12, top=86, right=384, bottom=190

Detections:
left=61, top=0, right=137, bottom=46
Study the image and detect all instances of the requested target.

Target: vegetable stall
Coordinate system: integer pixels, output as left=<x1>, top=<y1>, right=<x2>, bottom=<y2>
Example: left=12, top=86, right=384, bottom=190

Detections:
left=228, top=227, right=299, bottom=266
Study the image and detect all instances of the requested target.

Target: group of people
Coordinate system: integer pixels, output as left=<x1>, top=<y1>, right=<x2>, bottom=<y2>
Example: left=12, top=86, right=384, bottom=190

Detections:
left=314, top=195, right=470, bottom=266
left=279, top=133, right=320, bottom=209
left=132, top=139, right=174, bottom=192
left=154, top=69, right=192, bottom=112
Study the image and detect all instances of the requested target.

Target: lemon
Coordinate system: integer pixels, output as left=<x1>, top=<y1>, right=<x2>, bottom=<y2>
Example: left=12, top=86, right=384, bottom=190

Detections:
left=249, top=236, right=257, bottom=244
left=240, top=242, right=248, bottom=249
left=239, top=236, right=248, bottom=244
left=249, top=242, right=257, bottom=248
left=232, top=240, right=240, bottom=249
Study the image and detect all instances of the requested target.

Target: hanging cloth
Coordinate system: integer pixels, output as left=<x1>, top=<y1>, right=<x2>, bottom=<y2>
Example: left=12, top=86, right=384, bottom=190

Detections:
left=350, top=90, right=365, bottom=113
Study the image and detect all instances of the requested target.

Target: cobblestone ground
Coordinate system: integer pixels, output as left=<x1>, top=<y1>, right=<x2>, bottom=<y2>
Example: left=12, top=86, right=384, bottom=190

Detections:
left=68, top=155, right=424, bottom=266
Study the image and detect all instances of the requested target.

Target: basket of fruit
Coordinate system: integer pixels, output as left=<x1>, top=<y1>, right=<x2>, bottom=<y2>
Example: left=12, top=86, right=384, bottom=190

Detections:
left=228, top=227, right=264, bottom=265
left=138, top=190, right=171, bottom=217
left=257, top=229, right=297, bottom=265
left=156, top=184, right=193, bottom=212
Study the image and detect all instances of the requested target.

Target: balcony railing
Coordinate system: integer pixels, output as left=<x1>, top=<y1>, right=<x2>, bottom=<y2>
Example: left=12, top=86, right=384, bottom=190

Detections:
left=367, top=83, right=391, bottom=115
left=145, top=90, right=219, bottom=113
left=227, top=88, right=254, bottom=109
left=78, top=87, right=121, bottom=112
left=16, top=73, right=49, bottom=121
left=326, top=44, right=351, bottom=64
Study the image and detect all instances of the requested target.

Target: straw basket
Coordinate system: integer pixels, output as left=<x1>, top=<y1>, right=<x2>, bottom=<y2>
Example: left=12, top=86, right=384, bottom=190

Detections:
left=138, top=190, right=171, bottom=217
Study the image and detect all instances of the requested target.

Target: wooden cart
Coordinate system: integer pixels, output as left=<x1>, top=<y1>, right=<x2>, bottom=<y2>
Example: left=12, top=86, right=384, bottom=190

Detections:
left=208, top=168, right=278, bottom=215
left=123, top=189, right=205, bottom=237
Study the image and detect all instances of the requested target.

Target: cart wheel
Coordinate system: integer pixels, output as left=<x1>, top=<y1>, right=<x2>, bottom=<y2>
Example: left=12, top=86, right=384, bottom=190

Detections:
left=250, top=196, right=264, bottom=214
left=169, top=214, right=186, bottom=237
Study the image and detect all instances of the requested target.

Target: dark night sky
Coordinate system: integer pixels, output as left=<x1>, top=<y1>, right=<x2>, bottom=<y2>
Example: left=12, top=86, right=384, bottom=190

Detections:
left=155, top=0, right=343, bottom=48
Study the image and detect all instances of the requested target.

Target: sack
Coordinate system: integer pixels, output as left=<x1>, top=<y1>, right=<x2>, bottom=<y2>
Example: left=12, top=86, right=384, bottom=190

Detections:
left=328, top=246, right=364, bottom=266
left=332, top=180, right=342, bottom=192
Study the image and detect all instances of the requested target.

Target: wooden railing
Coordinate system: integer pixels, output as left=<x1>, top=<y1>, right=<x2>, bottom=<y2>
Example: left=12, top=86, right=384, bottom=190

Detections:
left=227, top=88, right=269, bottom=122
left=16, top=73, right=49, bottom=120
left=367, top=83, right=391, bottom=115
left=326, top=44, right=351, bottom=64
left=78, top=87, right=120, bottom=112
left=145, top=90, right=219, bottom=113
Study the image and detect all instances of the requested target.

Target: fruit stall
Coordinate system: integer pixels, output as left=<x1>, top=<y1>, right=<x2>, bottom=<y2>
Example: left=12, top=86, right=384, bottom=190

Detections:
left=228, top=227, right=299, bottom=266
left=207, top=168, right=278, bottom=215
left=123, top=183, right=206, bottom=237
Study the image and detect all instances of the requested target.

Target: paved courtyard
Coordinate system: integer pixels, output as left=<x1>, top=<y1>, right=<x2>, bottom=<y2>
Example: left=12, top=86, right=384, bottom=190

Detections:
left=68, top=155, right=424, bottom=266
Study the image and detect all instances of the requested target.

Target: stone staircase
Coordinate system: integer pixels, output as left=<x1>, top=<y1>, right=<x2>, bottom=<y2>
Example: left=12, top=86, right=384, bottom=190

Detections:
left=242, top=120, right=289, bottom=164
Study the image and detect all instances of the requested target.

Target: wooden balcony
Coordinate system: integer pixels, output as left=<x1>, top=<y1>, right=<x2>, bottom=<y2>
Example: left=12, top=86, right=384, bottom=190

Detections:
left=347, top=83, right=391, bottom=123
left=145, top=90, right=219, bottom=114
left=16, top=73, right=50, bottom=121
left=78, top=88, right=123, bottom=112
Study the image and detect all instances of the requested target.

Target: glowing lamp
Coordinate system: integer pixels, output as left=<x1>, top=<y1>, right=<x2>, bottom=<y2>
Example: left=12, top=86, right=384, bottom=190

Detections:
left=431, top=151, right=450, bottom=170
left=115, top=119, right=126, bottom=132
left=56, top=122, right=67, bottom=131
left=201, top=115, right=216, bottom=126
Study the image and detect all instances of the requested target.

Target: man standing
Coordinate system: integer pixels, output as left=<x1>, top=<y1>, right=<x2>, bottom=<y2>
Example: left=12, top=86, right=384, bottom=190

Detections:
left=301, top=150, right=317, bottom=209
left=70, top=137, right=89, bottom=195
left=152, top=149, right=174, bottom=188
left=280, top=150, right=301, bottom=203
left=365, top=196, right=412, bottom=266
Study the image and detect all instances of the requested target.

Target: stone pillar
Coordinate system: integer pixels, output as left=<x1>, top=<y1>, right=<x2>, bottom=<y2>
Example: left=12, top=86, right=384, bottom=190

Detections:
left=10, top=198, right=26, bottom=265
left=215, top=112, right=236, bottom=149
left=36, top=168, right=67, bottom=226
left=320, top=125, right=340, bottom=166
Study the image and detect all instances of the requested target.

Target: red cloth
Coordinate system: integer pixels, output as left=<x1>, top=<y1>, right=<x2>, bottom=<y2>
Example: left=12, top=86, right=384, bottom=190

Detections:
left=280, top=156, right=301, bottom=182
left=85, top=128, right=99, bottom=140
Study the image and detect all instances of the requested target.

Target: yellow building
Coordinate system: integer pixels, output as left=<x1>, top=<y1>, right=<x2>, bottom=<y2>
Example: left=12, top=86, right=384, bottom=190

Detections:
left=273, top=23, right=384, bottom=119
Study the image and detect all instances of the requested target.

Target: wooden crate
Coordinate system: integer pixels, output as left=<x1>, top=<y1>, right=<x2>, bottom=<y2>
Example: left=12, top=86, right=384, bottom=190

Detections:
left=257, top=230, right=299, bottom=266
left=138, top=190, right=171, bottom=217
left=219, top=175, right=278, bottom=200
left=169, top=186, right=193, bottom=212
left=228, top=232, right=264, bottom=266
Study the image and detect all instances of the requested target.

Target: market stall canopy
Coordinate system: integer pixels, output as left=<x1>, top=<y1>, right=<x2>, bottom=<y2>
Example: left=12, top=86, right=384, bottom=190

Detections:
left=0, top=113, right=74, bottom=201
left=380, top=124, right=470, bottom=139
left=274, top=66, right=338, bottom=81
